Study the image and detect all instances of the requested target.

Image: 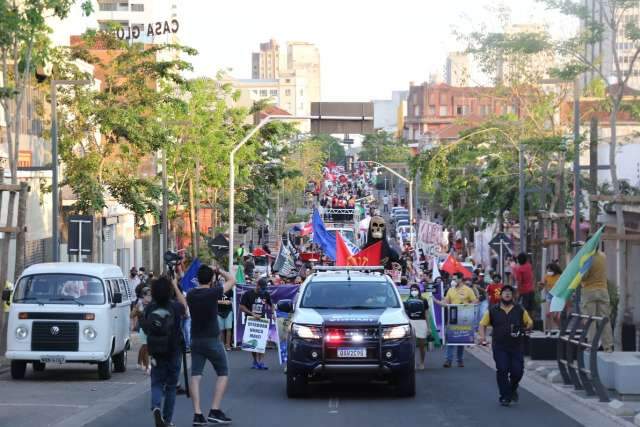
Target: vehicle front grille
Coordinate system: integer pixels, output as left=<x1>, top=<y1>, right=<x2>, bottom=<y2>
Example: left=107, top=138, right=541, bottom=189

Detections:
left=324, top=326, right=380, bottom=362
left=31, top=321, right=79, bottom=352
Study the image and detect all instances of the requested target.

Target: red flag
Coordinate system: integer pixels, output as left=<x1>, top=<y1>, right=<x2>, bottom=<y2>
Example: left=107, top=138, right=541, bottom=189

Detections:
left=336, top=233, right=382, bottom=266
left=441, top=254, right=472, bottom=279
left=300, top=223, right=312, bottom=236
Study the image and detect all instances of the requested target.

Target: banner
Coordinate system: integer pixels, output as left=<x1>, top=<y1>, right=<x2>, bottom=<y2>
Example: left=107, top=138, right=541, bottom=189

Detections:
left=272, top=240, right=297, bottom=278
left=417, top=220, right=444, bottom=259
left=445, top=304, right=478, bottom=346
left=241, top=318, right=270, bottom=353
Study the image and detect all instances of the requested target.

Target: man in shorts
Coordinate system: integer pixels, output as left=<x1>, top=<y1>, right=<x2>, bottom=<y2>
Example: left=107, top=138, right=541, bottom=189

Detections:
left=187, top=265, right=236, bottom=425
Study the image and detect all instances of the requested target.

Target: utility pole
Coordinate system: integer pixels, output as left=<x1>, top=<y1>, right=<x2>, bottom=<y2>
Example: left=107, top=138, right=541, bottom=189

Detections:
left=573, top=78, right=582, bottom=246
left=589, top=117, right=598, bottom=234
left=518, top=142, right=526, bottom=253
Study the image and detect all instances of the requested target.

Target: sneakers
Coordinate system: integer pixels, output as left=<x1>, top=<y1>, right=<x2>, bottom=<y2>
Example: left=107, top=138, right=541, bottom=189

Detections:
left=192, top=413, right=207, bottom=426
left=499, top=397, right=511, bottom=407
left=257, top=363, right=269, bottom=370
left=208, top=409, right=232, bottom=424
left=153, top=408, right=166, bottom=427
left=251, top=361, right=259, bottom=369
left=443, top=361, right=452, bottom=368
left=511, top=390, right=519, bottom=403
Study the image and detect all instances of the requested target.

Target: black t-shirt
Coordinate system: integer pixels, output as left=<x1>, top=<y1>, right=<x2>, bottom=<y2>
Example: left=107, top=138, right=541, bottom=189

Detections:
left=240, top=289, right=272, bottom=317
left=217, top=290, right=234, bottom=318
left=404, top=297, right=428, bottom=320
left=187, top=286, right=223, bottom=339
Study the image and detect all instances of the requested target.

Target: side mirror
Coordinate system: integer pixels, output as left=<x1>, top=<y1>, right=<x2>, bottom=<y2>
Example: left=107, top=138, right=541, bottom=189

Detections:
left=277, top=299, right=293, bottom=313
left=1, top=289, right=11, bottom=303
left=113, top=292, right=123, bottom=304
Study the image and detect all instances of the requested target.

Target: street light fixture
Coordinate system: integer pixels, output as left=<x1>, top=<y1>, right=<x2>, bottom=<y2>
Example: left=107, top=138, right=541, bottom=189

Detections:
left=51, top=79, right=92, bottom=262
left=361, top=160, right=414, bottom=246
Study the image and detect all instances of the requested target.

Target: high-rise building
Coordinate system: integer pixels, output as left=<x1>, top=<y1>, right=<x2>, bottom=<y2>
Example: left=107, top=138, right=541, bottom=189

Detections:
left=287, top=41, right=321, bottom=102
left=251, top=39, right=284, bottom=79
left=445, top=52, right=470, bottom=87
left=496, top=24, right=553, bottom=85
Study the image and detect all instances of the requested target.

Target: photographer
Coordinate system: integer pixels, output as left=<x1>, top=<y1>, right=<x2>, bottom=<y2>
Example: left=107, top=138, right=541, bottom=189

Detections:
left=478, top=285, right=533, bottom=407
left=187, top=265, right=235, bottom=425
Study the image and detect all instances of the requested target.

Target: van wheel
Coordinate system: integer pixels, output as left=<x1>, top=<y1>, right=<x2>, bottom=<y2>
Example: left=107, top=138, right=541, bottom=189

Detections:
left=113, top=351, right=127, bottom=373
left=286, top=371, right=308, bottom=398
left=11, top=361, right=27, bottom=379
left=32, top=361, right=46, bottom=372
left=98, top=356, right=112, bottom=380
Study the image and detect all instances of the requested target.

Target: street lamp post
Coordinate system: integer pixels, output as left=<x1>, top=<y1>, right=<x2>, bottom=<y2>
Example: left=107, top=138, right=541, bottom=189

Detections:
left=51, top=79, right=92, bottom=262
left=362, top=160, right=414, bottom=245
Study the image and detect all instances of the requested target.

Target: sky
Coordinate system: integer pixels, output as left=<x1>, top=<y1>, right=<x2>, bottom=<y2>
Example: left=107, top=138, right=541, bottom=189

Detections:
left=177, top=0, right=576, bottom=101
left=57, top=0, right=577, bottom=102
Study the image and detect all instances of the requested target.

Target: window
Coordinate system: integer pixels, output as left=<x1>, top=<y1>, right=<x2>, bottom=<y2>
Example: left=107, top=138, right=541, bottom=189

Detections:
left=269, top=89, right=278, bottom=96
left=439, top=105, right=448, bottom=116
left=285, top=89, right=291, bottom=96
left=480, top=105, right=490, bottom=116
left=98, top=2, right=117, bottom=11
left=301, top=280, right=400, bottom=309
left=118, top=2, right=128, bottom=11
left=13, top=274, right=106, bottom=305
left=252, top=90, right=259, bottom=95
left=259, top=89, right=268, bottom=97
left=131, top=3, right=144, bottom=11
left=414, top=105, right=420, bottom=116
left=456, top=106, right=463, bottom=115
left=462, top=105, right=471, bottom=115
left=119, top=279, right=132, bottom=301
left=18, top=151, right=32, bottom=168
left=428, top=105, right=436, bottom=115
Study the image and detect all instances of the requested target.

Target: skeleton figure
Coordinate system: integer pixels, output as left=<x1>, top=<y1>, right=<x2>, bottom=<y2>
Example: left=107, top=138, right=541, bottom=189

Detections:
left=364, top=215, right=399, bottom=269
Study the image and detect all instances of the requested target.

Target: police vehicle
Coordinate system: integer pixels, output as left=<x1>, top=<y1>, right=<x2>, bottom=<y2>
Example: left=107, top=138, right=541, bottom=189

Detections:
left=277, top=266, right=415, bottom=398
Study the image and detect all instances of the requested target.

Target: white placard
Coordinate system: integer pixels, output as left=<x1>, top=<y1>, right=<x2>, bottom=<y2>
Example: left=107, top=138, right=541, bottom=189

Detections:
left=241, top=318, right=270, bottom=354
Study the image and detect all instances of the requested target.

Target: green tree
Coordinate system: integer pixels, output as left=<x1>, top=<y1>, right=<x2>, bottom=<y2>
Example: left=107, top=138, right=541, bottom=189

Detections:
left=359, top=130, right=410, bottom=163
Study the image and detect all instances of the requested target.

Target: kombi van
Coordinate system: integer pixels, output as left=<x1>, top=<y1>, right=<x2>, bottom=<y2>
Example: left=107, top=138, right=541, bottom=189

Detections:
left=2, top=263, right=133, bottom=380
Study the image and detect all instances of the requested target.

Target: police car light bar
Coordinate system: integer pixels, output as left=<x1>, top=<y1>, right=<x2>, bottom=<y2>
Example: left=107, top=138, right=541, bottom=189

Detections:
left=312, top=266, right=384, bottom=272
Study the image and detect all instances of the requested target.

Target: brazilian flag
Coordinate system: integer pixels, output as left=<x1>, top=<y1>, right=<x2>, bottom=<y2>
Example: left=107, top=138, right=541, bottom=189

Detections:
left=550, top=225, right=604, bottom=312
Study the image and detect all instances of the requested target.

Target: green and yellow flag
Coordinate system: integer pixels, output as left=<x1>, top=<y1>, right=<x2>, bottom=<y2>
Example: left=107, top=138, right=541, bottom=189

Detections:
left=550, top=225, right=605, bottom=312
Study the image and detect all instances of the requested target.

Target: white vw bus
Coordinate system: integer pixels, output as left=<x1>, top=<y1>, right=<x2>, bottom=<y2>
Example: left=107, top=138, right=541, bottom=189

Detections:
left=2, top=263, right=133, bottom=380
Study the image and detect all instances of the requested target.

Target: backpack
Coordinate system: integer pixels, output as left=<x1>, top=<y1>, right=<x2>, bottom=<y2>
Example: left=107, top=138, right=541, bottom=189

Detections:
left=141, top=303, right=176, bottom=356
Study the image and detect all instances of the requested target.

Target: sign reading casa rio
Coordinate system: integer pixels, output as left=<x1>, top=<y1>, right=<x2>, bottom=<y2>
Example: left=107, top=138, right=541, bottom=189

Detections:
left=115, top=19, right=179, bottom=41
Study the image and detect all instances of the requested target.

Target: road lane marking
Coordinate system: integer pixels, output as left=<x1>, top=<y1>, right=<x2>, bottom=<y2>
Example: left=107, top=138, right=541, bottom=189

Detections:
left=328, top=396, right=339, bottom=414
left=0, top=403, right=89, bottom=408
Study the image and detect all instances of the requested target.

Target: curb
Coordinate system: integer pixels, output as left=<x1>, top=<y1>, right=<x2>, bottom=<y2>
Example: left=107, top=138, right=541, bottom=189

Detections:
left=468, top=346, right=636, bottom=427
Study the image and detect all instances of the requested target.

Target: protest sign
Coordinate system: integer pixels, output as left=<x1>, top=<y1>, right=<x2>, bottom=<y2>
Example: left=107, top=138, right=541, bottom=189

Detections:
left=445, top=304, right=478, bottom=346
left=241, top=318, right=270, bottom=353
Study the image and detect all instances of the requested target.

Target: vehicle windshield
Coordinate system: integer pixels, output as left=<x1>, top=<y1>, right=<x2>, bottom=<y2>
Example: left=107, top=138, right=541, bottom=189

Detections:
left=13, top=274, right=106, bottom=305
left=301, top=280, right=400, bottom=309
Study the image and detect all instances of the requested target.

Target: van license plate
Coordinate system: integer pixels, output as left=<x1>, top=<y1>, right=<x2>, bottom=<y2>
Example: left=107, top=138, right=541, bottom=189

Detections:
left=337, top=348, right=366, bottom=358
left=40, top=356, right=65, bottom=364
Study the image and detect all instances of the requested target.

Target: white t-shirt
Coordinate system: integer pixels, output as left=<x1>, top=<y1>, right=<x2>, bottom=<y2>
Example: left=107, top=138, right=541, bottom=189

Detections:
left=383, top=195, right=389, bottom=204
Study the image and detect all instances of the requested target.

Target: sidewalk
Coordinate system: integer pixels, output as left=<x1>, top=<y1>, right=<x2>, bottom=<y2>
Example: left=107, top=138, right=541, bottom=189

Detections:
left=468, top=344, right=640, bottom=427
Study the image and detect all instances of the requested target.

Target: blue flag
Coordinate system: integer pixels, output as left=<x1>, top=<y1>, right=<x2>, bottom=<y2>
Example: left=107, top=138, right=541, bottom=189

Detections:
left=312, top=209, right=336, bottom=261
left=181, top=258, right=202, bottom=293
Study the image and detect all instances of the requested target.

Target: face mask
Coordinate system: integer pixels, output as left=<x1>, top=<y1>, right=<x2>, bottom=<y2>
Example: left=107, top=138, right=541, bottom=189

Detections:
left=546, top=271, right=554, bottom=276
left=501, top=298, right=513, bottom=306
left=410, top=290, right=419, bottom=297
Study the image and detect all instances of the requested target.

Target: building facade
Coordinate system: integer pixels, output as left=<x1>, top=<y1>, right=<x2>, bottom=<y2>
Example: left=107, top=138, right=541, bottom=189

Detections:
left=404, top=82, right=511, bottom=144
left=373, top=90, right=408, bottom=137
left=252, top=39, right=284, bottom=79
left=445, top=52, right=471, bottom=87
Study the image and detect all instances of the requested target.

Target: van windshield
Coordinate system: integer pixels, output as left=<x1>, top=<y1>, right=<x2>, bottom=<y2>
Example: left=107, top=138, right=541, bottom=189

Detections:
left=13, top=274, right=106, bottom=305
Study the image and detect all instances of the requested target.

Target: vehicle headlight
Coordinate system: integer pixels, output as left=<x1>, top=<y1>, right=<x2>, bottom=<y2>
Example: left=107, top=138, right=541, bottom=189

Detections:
left=83, top=326, right=97, bottom=341
left=382, top=325, right=410, bottom=340
left=292, top=324, right=322, bottom=340
left=15, top=325, right=29, bottom=340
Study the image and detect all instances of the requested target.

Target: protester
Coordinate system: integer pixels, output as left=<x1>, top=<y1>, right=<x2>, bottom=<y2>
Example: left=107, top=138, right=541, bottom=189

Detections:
left=404, top=284, right=429, bottom=370
left=133, top=287, right=152, bottom=374
left=130, top=267, right=141, bottom=297
left=539, top=262, right=562, bottom=332
left=486, top=274, right=504, bottom=306
left=142, top=276, right=187, bottom=427
left=217, top=288, right=234, bottom=351
left=478, top=285, right=533, bottom=406
left=513, top=252, right=535, bottom=313
left=382, top=194, right=389, bottom=213
left=580, top=247, right=614, bottom=352
left=239, top=277, right=274, bottom=370
left=433, top=279, right=478, bottom=367
left=187, top=265, right=236, bottom=425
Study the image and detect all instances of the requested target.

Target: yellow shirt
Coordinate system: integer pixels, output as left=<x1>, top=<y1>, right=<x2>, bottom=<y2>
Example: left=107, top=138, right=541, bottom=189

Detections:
left=544, top=274, right=560, bottom=292
left=581, top=252, right=607, bottom=290
left=479, top=304, right=533, bottom=328
left=444, top=285, right=477, bottom=305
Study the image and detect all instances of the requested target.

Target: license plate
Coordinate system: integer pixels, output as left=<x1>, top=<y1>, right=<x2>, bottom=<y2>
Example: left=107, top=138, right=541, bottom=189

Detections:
left=337, top=348, right=366, bottom=358
left=40, top=355, right=65, bottom=364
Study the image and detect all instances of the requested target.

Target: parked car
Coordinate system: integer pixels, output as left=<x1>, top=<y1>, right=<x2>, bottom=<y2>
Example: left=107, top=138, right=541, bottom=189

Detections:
left=2, top=263, right=133, bottom=380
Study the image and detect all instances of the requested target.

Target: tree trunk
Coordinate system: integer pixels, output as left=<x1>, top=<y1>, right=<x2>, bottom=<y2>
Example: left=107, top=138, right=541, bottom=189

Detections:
left=610, top=101, right=626, bottom=351
left=188, top=177, right=197, bottom=259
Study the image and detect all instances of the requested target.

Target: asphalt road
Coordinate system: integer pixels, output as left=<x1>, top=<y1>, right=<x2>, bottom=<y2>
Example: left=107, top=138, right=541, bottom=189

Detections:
left=83, top=348, right=581, bottom=427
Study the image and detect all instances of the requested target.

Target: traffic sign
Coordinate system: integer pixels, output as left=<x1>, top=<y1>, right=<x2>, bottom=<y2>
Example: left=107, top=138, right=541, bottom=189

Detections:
left=489, top=232, right=513, bottom=254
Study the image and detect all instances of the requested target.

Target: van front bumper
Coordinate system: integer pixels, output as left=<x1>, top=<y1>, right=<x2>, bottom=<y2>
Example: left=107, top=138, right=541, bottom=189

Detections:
left=5, top=350, right=110, bottom=363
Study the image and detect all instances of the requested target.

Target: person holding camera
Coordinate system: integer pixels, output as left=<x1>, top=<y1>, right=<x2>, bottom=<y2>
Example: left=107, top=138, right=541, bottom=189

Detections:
left=142, top=276, right=187, bottom=427
left=478, top=285, right=533, bottom=406
left=187, top=265, right=236, bottom=425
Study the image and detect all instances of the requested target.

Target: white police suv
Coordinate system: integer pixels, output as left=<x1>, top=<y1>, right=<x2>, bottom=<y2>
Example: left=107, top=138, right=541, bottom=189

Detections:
left=277, top=267, right=415, bottom=398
